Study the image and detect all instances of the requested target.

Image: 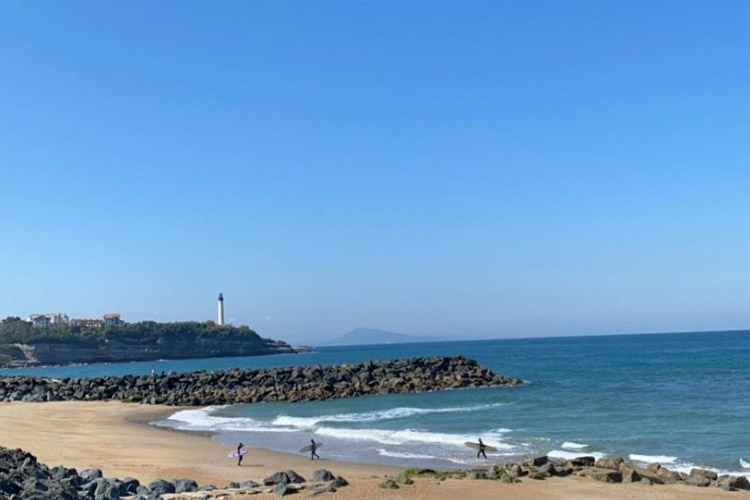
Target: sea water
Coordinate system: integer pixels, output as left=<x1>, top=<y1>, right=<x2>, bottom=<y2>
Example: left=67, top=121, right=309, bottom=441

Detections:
left=3, top=331, right=750, bottom=475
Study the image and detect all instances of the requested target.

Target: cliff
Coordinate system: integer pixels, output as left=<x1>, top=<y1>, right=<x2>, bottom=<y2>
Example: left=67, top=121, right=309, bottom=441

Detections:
left=0, top=319, right=295, bottom=368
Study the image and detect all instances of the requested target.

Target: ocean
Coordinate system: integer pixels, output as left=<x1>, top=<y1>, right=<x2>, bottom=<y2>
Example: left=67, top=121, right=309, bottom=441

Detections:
left=2, top=331, right=749, bottom=476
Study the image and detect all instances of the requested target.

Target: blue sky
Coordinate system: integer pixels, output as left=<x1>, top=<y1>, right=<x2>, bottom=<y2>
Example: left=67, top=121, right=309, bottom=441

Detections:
left=1, top=1, right=749, bottom=344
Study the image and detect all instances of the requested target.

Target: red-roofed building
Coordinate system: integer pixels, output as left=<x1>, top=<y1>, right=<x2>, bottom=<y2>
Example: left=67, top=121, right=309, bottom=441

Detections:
left=103, top=313, right=123, bottom=326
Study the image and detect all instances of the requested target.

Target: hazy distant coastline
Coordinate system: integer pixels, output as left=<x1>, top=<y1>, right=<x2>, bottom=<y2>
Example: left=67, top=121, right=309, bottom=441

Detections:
left=326, top=327, right=445, bottom=346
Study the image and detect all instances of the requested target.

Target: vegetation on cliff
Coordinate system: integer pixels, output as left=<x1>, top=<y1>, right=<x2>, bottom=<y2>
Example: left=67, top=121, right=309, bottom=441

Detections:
left=0, top=317, right=293, bottom=366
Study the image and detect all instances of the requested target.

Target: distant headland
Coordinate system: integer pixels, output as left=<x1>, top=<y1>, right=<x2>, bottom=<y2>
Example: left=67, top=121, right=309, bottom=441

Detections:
left=0, top=317, right=295, bottom=368
left=0, top=293, right=298, bottom=368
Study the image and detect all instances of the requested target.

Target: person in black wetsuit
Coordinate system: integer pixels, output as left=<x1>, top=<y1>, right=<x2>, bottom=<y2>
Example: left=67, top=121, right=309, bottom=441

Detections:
left=477, top=438, right=487, bottom=459
left=237, top=442, right=245, bottom=466
left=310, top=439, right=320, bottom=460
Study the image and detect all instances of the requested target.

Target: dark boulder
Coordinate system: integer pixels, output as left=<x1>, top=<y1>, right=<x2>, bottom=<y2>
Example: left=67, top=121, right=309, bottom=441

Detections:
left=685, top=475, right=711, bottom=487
left=122, top=477, right=140, bottom=494
left=79, top=468, right=103, bottom=483
left=619, top=464, right=641, bottom=483
left=79, top=480, right=99, bottom=497
left=576, top=467, right=622, bottom=483
left=526, top=455, right=549, bottom=467
left=310, top=483, right=337, bottom=496
left=273, top=483, right=295, bottom=496
left=690, top=468, right=717, bottom=482
left=264, top=470, right=305, bottom=486
left=537, top=462, right=557, bottom=476
left=717, top=475, right=750, bottom=491
left=567, top=456, right=596, bottom=467
left=94, top=478, right=127, bottom=500
left=172, top=478, right=198, bottom=493
left=595, top=457, right=623, bottom=470
left=332, top=476, right=348, bottom=488
left=311, top=469, right=336, bottom=482
left=147, top=478, right=175, bottom=495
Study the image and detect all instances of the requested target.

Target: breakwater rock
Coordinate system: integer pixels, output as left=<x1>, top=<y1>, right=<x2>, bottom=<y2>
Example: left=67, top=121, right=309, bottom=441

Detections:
left=0, top=356, right=522, bottom=406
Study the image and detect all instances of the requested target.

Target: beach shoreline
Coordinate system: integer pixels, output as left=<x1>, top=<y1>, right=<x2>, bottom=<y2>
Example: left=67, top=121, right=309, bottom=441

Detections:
left=1, top=401, right=748, bottom=499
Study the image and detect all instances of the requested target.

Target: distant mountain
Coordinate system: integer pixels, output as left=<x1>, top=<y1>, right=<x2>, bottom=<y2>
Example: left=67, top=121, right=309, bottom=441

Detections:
left=328, top=327, right=444, bottom=346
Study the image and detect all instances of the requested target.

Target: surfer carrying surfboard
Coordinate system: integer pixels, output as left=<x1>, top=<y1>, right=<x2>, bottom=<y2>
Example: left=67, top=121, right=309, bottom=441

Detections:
left=237, top=442, right=245, bottom=466
left=310, top=439, right=320, bottom=460
left=477, top=438, right=487, bottom=459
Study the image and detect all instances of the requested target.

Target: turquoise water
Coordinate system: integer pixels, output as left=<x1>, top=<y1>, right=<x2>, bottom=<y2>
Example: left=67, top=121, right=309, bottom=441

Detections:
left=4, top=331, right=750, bottom=475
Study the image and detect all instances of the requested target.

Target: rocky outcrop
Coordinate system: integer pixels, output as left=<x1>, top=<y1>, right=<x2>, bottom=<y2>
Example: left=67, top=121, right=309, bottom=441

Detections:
left=0, top=356, right=522, bottom=405
left=396, top=458, right=749, bottom=493
left=0, top=445, right=348, bottom=499
left=0, top=320, right=297, bottom=368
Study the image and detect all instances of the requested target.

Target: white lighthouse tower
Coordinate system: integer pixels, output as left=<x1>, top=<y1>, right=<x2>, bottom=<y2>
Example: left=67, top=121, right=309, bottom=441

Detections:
left=217, top=293, right=225, bottom=326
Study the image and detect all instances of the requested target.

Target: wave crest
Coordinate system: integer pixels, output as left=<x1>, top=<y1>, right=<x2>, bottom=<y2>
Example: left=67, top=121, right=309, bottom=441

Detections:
left=272, top=403, right=509, bottom=428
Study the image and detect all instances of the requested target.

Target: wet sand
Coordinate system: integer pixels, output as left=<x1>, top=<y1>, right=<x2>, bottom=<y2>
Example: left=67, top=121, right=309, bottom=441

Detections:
left=0, top=401, right=747, bottom=499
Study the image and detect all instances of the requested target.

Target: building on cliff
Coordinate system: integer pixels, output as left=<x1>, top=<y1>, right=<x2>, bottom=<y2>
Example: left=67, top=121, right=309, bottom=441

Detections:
left=70, top=318, right=104, bottom=328
left=103, top=313, right=124, bottom=326
left=25, top=313, right=69, bottom=328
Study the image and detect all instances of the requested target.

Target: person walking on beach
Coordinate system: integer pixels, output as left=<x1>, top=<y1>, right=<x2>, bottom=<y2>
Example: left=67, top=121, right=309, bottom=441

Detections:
left=310, top=439, right=320, bottom=460
left=237, top=442, right=244, bottom=466
left=477, top=438, right=487, bottom=459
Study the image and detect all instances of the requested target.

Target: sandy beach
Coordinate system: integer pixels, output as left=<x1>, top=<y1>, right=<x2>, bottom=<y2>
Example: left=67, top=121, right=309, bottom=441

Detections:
left=0, top=401, right=748, bottom=499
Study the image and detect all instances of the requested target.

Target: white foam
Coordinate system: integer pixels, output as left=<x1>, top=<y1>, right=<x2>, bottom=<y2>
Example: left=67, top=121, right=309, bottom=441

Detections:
left=163, top=407, right=750, bottom=480
left=314, top=426, right=515, bottom=450
left=272, top=403, right=508, bottom=428
left=629, top=454, right=678, bottom=464
left=163, top=406, right=516, bottom=453
left=561, top=442, right=588, bottom=450
left=377, top=449, right=436, bottom=460
left=162, top=407, right=300, bottom=433
left=547, top=450, right=605, bottom=460
left=663, top=462, right=750, bottom=480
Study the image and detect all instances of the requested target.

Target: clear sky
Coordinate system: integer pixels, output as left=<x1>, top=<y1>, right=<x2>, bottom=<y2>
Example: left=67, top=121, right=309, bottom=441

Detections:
left=1, top=1, right=749, bottom=344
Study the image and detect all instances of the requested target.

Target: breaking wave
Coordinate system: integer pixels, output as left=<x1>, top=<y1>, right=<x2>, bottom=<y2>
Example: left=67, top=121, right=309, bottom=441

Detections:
left=561, top=442, right=588, bottom=450
left=271, top=403, right=509, bottom=428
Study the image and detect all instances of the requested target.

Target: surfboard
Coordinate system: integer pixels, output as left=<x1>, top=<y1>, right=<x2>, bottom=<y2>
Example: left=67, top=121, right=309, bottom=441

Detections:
left=228, top=447, right=247, bottom=458
left=464, top=441, right=497, bottom=452
left=299, top=443, right=323, bottom=453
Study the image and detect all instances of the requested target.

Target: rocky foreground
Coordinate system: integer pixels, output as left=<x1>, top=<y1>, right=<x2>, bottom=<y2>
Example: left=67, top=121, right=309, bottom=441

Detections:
left=0, top=356, right=522, bottom=406
left=3, top=446, right=750, bottom=500
left=386, top=454, right=749, bottom=492
left=0, top=446, right=347, bottom=499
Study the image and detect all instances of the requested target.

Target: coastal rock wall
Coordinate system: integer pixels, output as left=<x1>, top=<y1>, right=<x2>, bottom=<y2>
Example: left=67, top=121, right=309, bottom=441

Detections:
left=0, top=356, right=522, bottom=405
left=21, top=338, right=295, bottom=366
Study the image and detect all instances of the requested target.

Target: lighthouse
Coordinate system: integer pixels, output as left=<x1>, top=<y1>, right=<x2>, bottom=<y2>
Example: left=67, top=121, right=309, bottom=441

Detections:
left=217, top=293, right=225, bottom=326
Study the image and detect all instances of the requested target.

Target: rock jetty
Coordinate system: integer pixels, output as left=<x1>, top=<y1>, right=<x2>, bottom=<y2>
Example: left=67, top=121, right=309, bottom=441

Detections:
left=0, top=446, right=347, bottom=499
left=0, top=356, right=522, bottom=406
